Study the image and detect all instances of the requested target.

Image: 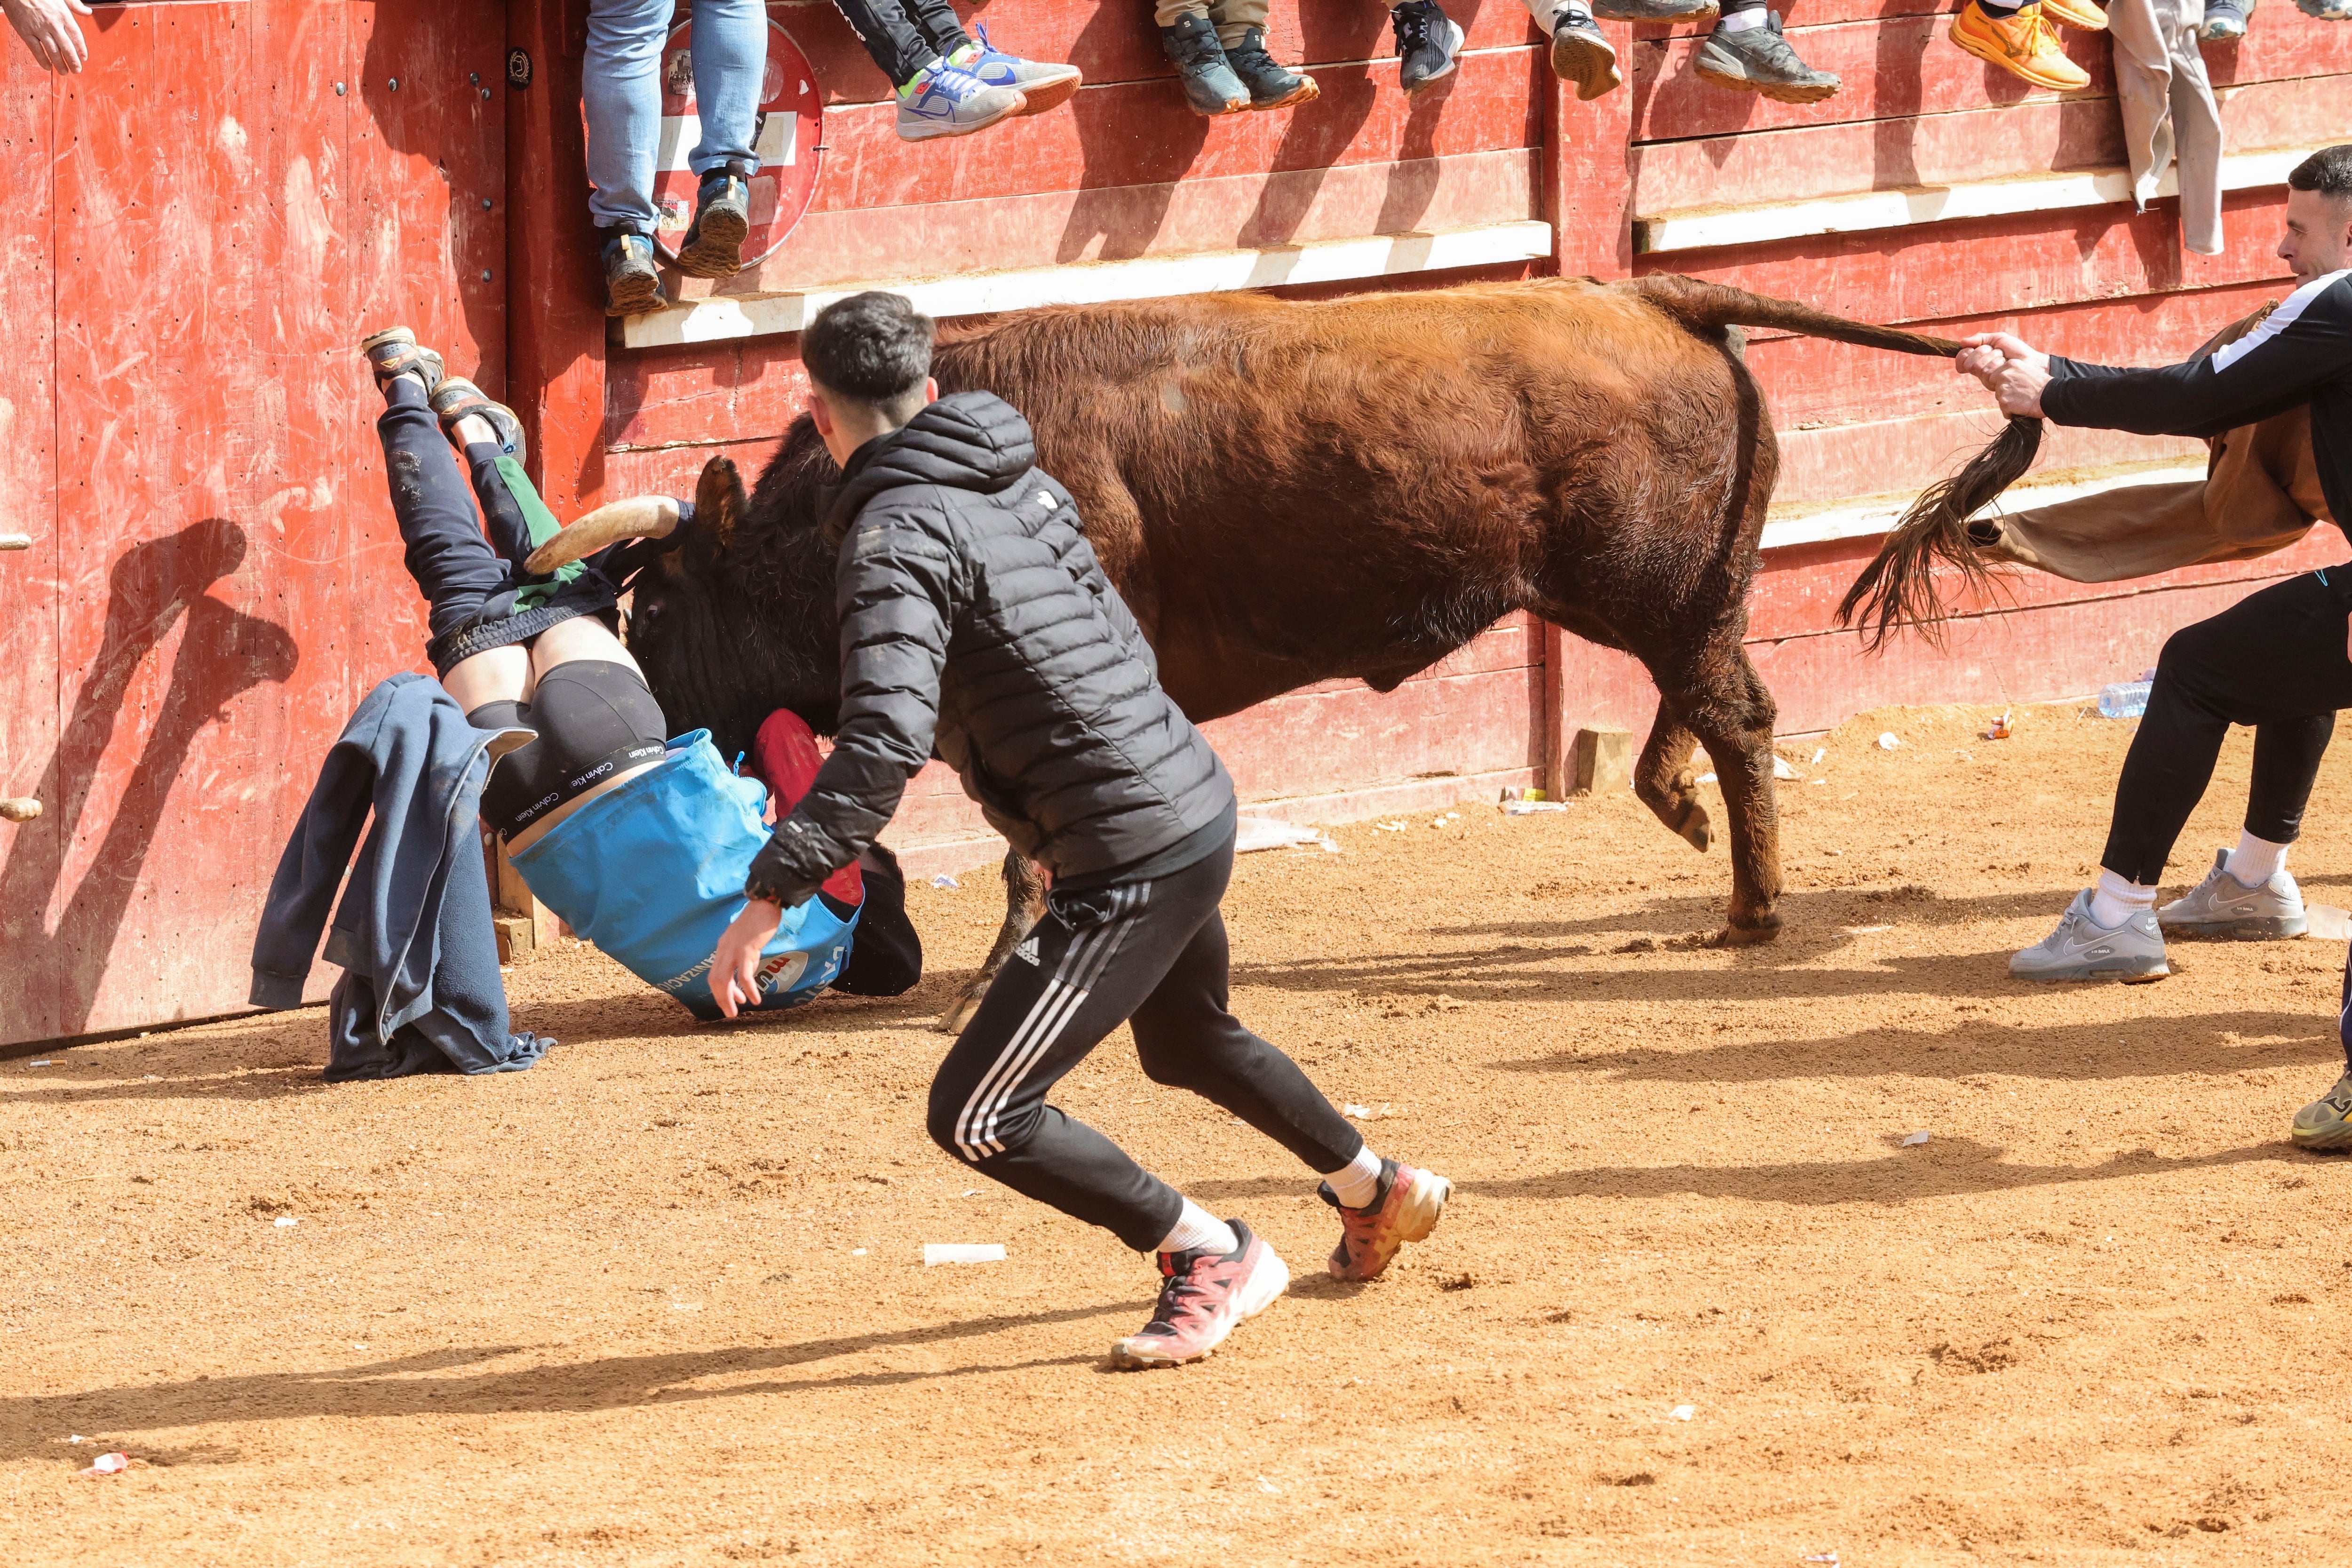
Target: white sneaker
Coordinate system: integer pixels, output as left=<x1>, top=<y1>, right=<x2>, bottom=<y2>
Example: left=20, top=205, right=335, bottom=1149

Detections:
left=2158, top=848, right=2307, bottom=939
left=2009, top=890, right=2169, bottom=982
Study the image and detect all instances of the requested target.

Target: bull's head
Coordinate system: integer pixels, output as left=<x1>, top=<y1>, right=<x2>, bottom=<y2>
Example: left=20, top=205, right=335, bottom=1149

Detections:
left=526, top=418, right=845, bottom=758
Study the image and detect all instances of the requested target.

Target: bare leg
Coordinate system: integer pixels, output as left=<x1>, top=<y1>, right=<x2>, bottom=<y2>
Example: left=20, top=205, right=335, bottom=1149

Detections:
left=937, top=851, right=1050, bottom=1035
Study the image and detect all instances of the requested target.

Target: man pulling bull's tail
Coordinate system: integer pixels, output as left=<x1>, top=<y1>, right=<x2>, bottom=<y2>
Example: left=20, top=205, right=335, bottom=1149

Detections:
left=703, top=291, right=1451, bottom=1369
left=350, top=326, right=923, bottom=1019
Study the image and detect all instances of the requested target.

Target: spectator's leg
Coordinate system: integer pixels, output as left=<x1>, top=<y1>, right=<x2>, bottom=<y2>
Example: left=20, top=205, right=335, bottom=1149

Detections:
left=1388, top=0, right=1463, bottom=97
left=674, top=0, right=770, bottom=280
left=1159, top=0, right=1248, bottom=115
left=1525, top=0, right=1619, bottom=97
left=1947, top=0, right=2091, bottom=91
left=2245, top=714, right=2336, bottom=851
left=834, top=0, right=1028, bottom=138
left=376, top=375, right=527, bottom=705
left=1216, top=0, right=1319, bottom=108
left=1694, top=0, right=1842, bottom=101
left=901, top=0, right=977, bottom=65
left=832, top=0, right=945, bottom=87
left=585, top=0, right=675, bottom=314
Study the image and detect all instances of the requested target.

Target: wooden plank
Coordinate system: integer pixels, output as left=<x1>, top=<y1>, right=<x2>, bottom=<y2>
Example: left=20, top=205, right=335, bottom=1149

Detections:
left=1630, top=73, right=2345, bottom=216
left=665, top=147, right=1538, bottom=298
left=1637, top=189, right=2295, bottom=329
left=0, top=42, right=59, bottom=1047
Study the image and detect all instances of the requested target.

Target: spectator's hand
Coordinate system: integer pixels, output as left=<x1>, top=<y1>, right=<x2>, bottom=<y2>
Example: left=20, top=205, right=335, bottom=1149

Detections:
left=1956, top=332, right=2051, bottom=419
left=2, top=0, right=93, bottom=73
left=709, top=896, right=785, bottom=1019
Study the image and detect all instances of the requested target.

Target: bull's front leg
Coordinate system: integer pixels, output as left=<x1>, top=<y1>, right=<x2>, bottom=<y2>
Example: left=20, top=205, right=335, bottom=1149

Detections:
left=935, top=850, right=1051, bottom=1034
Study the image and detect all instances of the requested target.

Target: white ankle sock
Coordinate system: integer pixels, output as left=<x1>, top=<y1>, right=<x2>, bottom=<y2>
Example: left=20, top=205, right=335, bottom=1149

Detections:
left=2227, top=831, right=2288, bottom=888
left=1716, top=8, right=1770, bottom=30
left=2087, top=869, right=2157, bottom=930
left=1321, top=1143, right=1385, bottom=1210
left=1155, top=1200, right=1238, bottom=1258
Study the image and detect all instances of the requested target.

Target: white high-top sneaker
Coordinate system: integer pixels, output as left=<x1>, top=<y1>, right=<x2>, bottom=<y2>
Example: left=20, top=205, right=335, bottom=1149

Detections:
left=2157, top=848, right=2308, bottom=939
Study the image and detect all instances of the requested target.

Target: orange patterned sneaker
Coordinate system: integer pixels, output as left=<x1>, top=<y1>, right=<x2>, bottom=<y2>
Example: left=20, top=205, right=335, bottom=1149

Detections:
left=1320, top=1158, right=1453, bottom=1281
left=2041, top=0, right=2108, bottom=29
left=1950, top=1, right=2091, bottom=88
left=1110, top=1222, right=1290, bottom=1369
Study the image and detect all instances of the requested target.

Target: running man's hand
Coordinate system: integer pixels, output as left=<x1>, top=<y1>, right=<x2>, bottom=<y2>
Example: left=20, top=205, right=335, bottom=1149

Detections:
left=710, top=897, right=786, bottom=1019
left=2, top=0, right=93, bottom=72
left=1955, top=332, right=2052, bottom=419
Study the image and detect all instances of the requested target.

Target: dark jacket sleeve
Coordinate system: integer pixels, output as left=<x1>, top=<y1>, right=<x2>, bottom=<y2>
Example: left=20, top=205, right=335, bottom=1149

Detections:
left=249, top=738, right=373, bottom=1009
left=743, top=504, right=957, bottom=907
left=2044, top=285, right=2352, bottom=440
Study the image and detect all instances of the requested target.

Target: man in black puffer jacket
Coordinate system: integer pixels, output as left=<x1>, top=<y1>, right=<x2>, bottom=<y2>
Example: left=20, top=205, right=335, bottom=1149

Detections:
left=706, top=291, right=1451, bottom=1369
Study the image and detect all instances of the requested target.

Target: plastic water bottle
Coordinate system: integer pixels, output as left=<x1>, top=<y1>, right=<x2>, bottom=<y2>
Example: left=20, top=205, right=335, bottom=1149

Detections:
left=2098, top=680, right=2152, bottom=719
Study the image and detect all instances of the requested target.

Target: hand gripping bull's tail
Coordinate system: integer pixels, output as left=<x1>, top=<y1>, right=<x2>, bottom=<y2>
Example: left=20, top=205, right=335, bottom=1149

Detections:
left=1626, top=273, right=2042, bottom=651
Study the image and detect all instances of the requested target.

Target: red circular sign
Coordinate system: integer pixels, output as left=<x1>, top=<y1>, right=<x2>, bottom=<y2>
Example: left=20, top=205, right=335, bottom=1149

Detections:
left=652, top=17, right=824, bottom=270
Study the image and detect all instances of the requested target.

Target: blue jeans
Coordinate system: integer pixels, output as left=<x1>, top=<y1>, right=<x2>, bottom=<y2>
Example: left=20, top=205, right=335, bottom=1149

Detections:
left=584, top=0, right=769, bottom=232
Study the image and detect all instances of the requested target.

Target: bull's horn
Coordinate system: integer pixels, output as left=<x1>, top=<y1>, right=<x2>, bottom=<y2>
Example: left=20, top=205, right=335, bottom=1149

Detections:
left=524, top=494, right=681, bottom=575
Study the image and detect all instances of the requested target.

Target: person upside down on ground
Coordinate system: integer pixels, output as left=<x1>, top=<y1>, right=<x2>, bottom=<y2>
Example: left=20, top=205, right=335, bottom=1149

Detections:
left=1951, top=143, right=2352, bottom=1149
left=703, top=290, right=1451, bottom=1369
left=357, top=325, right=922, bottom=1019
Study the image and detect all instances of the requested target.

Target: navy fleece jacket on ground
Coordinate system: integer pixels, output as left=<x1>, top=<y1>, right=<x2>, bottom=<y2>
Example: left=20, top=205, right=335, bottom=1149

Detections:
left=249, top=672, right=551, bottom=1080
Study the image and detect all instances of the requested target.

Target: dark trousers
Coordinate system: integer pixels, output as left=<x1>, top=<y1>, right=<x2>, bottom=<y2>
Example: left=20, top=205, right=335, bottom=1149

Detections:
left=925, top=833, right=1364, bottom=1252
left=831, top=0, right=971, bottom=86
left=2100, top=571, right=2346, bottom=885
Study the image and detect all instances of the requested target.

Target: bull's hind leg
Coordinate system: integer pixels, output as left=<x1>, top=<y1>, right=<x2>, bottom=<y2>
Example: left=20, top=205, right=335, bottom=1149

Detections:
left=1662, top=645, right=1782, bottom=945
left=1634, top=706, right=1712, bottom=852
left=935, top=851, right=1051, bottom=1035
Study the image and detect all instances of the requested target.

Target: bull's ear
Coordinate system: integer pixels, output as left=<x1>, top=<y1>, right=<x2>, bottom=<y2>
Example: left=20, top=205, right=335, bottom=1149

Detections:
left=695, top=455, right=747, bottom=551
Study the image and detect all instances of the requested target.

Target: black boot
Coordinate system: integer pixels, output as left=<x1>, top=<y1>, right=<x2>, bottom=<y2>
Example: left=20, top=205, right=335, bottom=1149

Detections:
left=677, top=160, right=752, bottom=280
left=601, top=226, right=668, bottom=318
left=1391, top=0, right=1463, bottom=95
left=1160, top=14, right=1248, bottom=115
left=1222, top=25, right=1319, bottom=108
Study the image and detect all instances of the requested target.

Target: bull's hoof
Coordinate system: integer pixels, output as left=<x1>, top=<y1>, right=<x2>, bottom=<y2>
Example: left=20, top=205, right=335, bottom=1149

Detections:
left=1673, top=801, right=1713, bottom=852
left=934, top=989, right=986, bottom=1035
left=1708, top=912, right=1782, bottom=948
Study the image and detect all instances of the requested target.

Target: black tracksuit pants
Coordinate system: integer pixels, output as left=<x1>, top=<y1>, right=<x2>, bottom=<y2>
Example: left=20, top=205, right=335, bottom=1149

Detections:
left=832, top=0, right=972, bottom=87
left=2100, top=570, right=2347, bottom=885
left=926, top=831, right=1365, bottom=1252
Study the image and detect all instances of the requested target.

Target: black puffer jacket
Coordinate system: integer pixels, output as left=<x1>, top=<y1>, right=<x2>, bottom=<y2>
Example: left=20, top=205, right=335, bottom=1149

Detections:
left=744, top=392, right=1232, bottom=907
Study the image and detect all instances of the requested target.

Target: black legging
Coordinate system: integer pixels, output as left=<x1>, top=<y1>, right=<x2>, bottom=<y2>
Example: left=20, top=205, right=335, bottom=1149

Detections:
left=2100, top=569, right=2347, bottom=884
left=832, top=0, right=971, bottom=86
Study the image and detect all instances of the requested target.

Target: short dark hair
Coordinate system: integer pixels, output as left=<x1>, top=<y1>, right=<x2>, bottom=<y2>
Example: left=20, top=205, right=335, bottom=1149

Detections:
left=2288, top=145, right=2352, bottom=201
left=804, top=291, right=934, bottom=414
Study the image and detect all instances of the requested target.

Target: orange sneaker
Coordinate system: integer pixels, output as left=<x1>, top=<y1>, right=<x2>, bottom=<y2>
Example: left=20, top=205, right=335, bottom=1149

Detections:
left=1949, top=1, right=2091, bottom=90
left=2041, top=0, right=2108, bottom=28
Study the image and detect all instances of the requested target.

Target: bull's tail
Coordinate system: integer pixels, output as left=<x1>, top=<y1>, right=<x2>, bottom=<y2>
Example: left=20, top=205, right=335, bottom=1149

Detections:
left=1625, top=273, right=2040, bottom=649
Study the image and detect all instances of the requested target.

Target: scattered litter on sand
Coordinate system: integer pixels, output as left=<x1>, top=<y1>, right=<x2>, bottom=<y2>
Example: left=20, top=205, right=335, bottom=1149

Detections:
left=1843, top=925, right=1894, bottom=935
left=1773, top=756, right=1800, bottom=780
left=1236, top=818, right=1326, bottom=854
left=930, top=874, right=960, bottom=891
left=1377, top=820, right=1408, bottom=832
left=1803, top=1554, right=1841, bottom=1566
left=1902, top=1130, right=1931, bottom=1147
left=80, top=1453, right=130, bottom=1477
left=923, top=1243, right=1006, bottom=1266
left=1256, top=1477, right=1281, bottom=1495
left=1985, top=710, right=2012, bottom=740
left=1696, top=772, right=1717, bottom=784
left=851, top=1248, right=867, bottom=1256
left=2307, top=905, right=2352, bottom=941
left=1812, top=747, right=1827, bottom=764
left=272, top=1217, right=298, bottom=1228
left=1668, top=1405, right=1695, bottom=1421
left=1877, top=732, right=1901, bottom=750
left=29, top=1060, right=51, bottom=1067
left=1503, top=800, right=1568, bottom=815
left=1343, top=1103, right=1397, bottom=1120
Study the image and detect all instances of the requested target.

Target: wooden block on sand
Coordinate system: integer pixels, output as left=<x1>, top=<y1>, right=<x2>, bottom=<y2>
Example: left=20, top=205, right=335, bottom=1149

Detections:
left=1574, top=727, right=1632, bottom=795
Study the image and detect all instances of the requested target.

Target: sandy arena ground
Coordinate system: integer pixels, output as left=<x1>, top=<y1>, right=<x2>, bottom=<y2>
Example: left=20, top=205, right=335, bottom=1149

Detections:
left=7, top=700, right=2352, bottom=1566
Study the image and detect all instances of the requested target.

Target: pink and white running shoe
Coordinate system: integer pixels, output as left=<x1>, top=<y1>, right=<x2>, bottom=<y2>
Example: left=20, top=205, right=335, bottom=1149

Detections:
left=1110, top=1220, right=1290, bottom=1369
left=1319, top=1158, right=1452, bottom=1281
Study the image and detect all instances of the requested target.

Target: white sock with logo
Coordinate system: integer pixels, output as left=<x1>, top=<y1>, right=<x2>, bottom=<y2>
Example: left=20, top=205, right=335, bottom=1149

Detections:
left=2087, top=869, right=2157, bottom=930
left=2226, top=831, right=2288, bottom=888
left=1154, top=1200, right=1238, bottom=1258
left=1321, top=1143, right=1385, bottom=1210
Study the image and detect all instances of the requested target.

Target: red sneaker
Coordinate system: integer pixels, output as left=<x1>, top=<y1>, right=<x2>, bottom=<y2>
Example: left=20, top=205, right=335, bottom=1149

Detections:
left=1320, top=1159, right=1452, bottom=1281
left=1110, top=1221, right=1289, bottom=1369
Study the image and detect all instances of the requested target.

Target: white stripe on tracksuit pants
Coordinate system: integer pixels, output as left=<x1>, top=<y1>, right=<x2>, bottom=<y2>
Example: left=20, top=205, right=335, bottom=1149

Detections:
left=923, top=831, right=1367, bottom=1253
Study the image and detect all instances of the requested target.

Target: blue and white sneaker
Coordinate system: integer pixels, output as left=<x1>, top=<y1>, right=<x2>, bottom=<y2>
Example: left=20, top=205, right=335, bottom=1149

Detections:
left=951, top=24, right=1082, bottom=117
left=2197, top=0, right=2249, bottom=38
left=2295, top=0, right=2348, bottom=19
left=894, top=62, right=1026, bottom=143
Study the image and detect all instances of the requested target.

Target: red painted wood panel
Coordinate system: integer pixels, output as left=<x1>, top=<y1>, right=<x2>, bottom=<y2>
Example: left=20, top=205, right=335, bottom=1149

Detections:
left=0, top=46, right=61, bottom=1044
left=1630, top=72, right=2345, bottom=215
left=8, top=3, right=509, bottom=1047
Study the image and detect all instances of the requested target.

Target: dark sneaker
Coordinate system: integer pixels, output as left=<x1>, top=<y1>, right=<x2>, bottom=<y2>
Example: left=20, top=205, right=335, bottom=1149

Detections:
left=360, top=326, right=445, bottom=397
left=1160, top=14, right=1249, bottom=116
left=2197, top=0, right=2249, bottom=34
left=1319, top=1158, right=1453, bottom=1281
left=2295, top=0, right=2347, bottom=18
left=601, top=228, right=668, bottom=318
left=1392, top=0, right=1463, bottom=94
left=1223, top=25, right=1319, bottom=109
left=953, top=22, right=1083, bottom=116
left=895, top=61, right=1026, bottom=141
left=1591, top=0, right=1720, bottom=16
left=676, top=160, right=751, bottom=280
left=2292, top=1072, right=2352, bottom=1150
left=1550, top=6, right=1623, bottom=99
left=1693, top=13, right=1841, bottom=103
left=428, top=376, right=526, bottom=464
left=1109, top=1220, right=1289, bottom=1369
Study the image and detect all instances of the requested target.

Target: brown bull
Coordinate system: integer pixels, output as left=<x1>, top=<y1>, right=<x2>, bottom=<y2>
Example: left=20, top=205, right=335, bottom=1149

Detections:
left=538, top=275, right=1967, bottom=1029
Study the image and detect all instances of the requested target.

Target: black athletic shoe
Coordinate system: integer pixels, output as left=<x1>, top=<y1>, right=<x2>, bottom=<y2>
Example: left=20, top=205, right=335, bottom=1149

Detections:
left=1693, top=13, right=1841, bottom=103
left=1160, top=14, right=1248, bottom=115
left=1223, top=24, right=1319, bottom=109
left=1392, top=0, right=1463, bottom=94
left=359, top=326, right=445, bottom=397
left=676, top=160, right=752, bottom=280
left=428, top=375, right=526, bottom=465
left=1550, top=6, right=1624, bottom=99
left=601, top=227, right=668, bottom=318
